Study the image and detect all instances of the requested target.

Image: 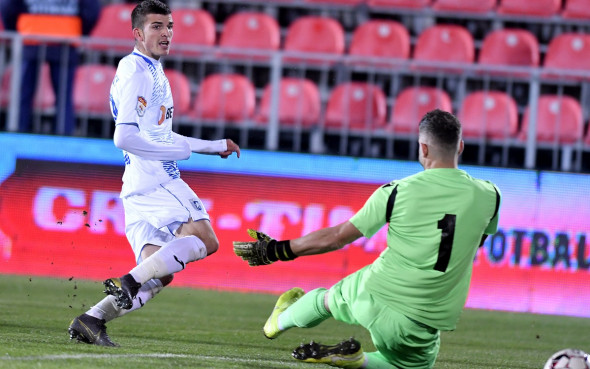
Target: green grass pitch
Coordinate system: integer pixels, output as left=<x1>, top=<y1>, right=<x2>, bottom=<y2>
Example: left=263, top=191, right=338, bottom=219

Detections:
left=0, top=274, right=588, bottom=369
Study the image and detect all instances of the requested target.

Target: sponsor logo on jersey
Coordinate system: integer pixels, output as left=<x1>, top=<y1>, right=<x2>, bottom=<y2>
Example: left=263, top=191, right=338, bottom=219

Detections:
left=136, top=96, right=147, bottom=117
left=158, top=105, right=174, bottom=125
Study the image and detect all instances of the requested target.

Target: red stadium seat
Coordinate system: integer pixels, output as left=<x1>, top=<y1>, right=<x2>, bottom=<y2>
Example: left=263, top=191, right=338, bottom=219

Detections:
left=284, top=16, right=345, bottom=62
left=563, top=0, right=590, bottom=19
left=544, top=33, right=590, bottom=79
left=349, top=20, right=410, bottom=61
left=478, top=29, right=539, bottom=76
left=433, top=0, right=497, bottom=13
left=458, top=91, right=518, bottom=139
left=192, top=74, right=256, bottom=122
left=497, top=0, right=561, bottom=17
left=73, top=64, right=116, bottom=114
left=520, top=95, right=584, bottom=144
left=413, top=24, right=475, bottom=71
left=171, top=9, right=216, bottom=55
left=257, top=78, right=321, bottom=127
left=388, top=86, right=452, bottom=134
left=325, top=82, right=387, bottom=130
left=218, top=12, right=280, bottom=59
left=33, top=64, right=57, bottom=111
left=368, top=0, right=432, bottom=9
left=164, top=69, right=191, bottom=117
left=0, top=63, right=55, bottom=111
left=305, top=0, right=364, bottom=5
left=90, top=4, right=135, bottom=51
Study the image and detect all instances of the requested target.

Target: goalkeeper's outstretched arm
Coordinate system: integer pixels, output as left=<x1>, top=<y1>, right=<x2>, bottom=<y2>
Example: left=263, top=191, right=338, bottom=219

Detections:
left=233, top=221, right=363, bottom=266
left=291, top=221, right=362, bottom=256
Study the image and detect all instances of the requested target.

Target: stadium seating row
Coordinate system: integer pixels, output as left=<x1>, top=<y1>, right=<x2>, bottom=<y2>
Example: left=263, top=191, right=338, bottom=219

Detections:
left=89, top=5, right=590, bottom=78
left=294, top=0, right=589, bottom=19
left=5, top=62, right=584, bottom=145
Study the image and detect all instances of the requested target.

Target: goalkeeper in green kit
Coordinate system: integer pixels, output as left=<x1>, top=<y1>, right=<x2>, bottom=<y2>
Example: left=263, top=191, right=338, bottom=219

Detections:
left=234, top=109, right=501, bottom=369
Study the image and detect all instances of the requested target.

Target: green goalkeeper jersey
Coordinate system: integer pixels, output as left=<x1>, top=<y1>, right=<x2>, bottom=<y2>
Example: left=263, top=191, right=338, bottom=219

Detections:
left=350, top=168, right=500, bottom=331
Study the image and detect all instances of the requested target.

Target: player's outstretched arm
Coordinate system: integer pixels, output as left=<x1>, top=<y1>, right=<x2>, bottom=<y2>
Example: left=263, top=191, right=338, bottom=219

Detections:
left=114, top=123, right=191, bottom=161
left=219, top=139, right=240, bottom=159
left=171, top=133, right=240, bottom=159
left=233, top=222, right=362, bottom=266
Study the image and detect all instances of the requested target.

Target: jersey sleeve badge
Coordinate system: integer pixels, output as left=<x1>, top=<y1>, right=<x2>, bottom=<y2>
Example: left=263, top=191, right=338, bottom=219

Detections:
left=136, top=96, right=147, bottom=117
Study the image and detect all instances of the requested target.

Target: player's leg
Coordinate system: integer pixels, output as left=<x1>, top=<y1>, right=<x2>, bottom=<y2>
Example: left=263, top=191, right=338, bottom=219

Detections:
left=104, top=181, right=211, bottom=308
left=93, top=276, right=168, bottom=317
left=293, top=348, right=395, bottom=369
left=290, top=268, right=372, bottom=368
left=362, top=309, right=440, bottom=369
left=68, top=312, right=117, bottom=347
left=268, top=270, right=366, bottom=340
left=116, top=219, right=214, bottom=287
left=315, top=270, right=438, bottom=369
left=264, top=287, right=328, bottom=339
left=174, top=217, right=219, bottom=254
left=69, top=234, right=173, bottom=346
left=124, top=218, right=218, bottom=285
left=103, top=215, right=181, bottom=309
left=125, top=180, right=217, bottom=285
left=95, top=244, right=174, bottom=316
left=68, top=277, right=169, bottom=347
left=104, top=235, right=207, bottom=309
left=292, top=337, right=367, bottom=368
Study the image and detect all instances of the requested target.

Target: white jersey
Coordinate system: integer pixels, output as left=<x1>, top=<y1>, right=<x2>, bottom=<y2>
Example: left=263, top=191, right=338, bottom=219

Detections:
left=110, top=49, right=178, bottom=197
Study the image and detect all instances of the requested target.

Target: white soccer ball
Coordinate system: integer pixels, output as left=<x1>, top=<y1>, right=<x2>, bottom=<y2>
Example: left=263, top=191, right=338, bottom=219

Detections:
left=544, top=349, right=590, bottom=369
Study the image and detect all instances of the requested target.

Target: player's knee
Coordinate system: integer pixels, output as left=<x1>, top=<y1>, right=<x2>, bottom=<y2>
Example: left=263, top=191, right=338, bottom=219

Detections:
left=204, top=237, right=219, bottom=255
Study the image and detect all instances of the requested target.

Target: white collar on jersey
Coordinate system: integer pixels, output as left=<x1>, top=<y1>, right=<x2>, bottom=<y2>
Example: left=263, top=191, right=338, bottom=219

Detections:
left=132, top=48, right=162, bottom=66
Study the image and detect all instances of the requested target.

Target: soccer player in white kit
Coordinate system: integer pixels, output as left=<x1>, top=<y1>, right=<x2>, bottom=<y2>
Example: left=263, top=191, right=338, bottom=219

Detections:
left=68, top=0, right=240, bottom=346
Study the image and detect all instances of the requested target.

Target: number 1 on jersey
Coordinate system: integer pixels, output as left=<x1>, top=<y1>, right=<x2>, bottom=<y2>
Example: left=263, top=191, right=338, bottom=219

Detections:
left=434, top=214, right=456, bottom=272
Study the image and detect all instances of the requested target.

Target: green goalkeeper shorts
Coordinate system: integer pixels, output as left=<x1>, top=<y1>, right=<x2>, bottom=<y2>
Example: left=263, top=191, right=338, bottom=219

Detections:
left=327, top=266, right=440, bottom=369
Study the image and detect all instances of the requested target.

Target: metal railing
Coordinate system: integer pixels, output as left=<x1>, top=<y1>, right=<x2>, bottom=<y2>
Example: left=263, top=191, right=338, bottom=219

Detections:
left=0, top=31, right=588, bottom=172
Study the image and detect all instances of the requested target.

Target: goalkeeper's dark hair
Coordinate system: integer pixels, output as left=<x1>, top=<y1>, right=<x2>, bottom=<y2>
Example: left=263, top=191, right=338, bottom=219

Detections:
left=131, top=0, right=171, bottom=30
left=418, top=109, right=462, bottom=153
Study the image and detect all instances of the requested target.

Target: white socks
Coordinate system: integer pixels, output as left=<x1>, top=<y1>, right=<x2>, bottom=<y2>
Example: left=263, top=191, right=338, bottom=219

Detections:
left=87, top=279, right=164, bottom=322
left=87, top=235, right=207, bottom=322
left=129, top=235, right=207, bottom=285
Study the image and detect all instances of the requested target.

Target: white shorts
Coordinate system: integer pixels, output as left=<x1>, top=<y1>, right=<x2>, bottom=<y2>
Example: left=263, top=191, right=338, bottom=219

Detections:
left=122, top=178, right=210, bottom=263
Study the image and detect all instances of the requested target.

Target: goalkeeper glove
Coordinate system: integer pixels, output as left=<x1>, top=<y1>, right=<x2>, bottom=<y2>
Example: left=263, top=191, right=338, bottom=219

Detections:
left=233, top=229, right=298, bottom=266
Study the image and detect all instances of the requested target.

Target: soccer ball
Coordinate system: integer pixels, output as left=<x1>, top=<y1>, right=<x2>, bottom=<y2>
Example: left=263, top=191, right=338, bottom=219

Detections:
left=544, top=349, right=590, bottom=369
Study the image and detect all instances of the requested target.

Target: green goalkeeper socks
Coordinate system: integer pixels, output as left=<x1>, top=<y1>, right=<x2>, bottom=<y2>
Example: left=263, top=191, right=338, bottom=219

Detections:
left=279, top=288, right=331, bottom=330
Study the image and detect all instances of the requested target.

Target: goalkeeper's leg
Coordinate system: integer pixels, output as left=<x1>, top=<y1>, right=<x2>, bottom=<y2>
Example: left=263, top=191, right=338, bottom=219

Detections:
left=265, top=288, right=332, bottom=339
left=292, top=341, right=397, bottom=368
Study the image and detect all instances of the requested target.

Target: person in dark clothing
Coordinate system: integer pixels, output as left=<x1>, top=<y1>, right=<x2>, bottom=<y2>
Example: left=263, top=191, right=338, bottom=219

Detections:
left=0, top=0, right=101, bottom=135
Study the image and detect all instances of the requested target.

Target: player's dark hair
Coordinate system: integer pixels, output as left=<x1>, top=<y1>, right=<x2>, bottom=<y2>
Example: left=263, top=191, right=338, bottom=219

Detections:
left=131, top=0, right=171, bottom=30
left=418, top=109, right=462, bottom=152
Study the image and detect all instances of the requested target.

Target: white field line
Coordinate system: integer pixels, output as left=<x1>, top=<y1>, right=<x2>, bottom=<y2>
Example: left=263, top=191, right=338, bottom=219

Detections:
left=0, top=353, right=304, bottom=367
